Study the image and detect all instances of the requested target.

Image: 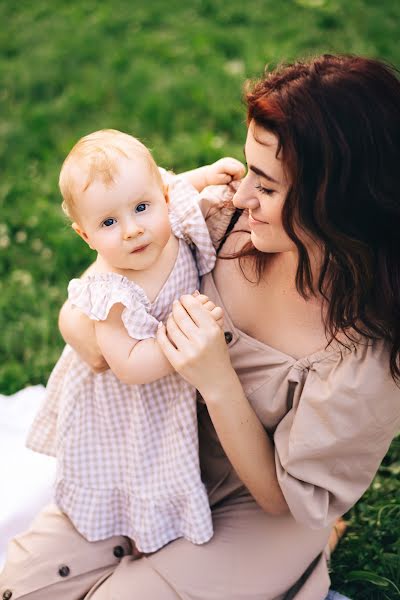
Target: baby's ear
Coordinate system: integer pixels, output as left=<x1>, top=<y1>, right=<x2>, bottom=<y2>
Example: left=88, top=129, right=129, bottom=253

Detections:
left=72, top=222, right=93, bottom=248
left=163, top=184, right=170, bottom=204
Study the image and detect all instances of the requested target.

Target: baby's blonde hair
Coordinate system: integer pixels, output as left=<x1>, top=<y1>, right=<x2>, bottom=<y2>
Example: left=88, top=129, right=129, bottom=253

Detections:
left=59, top=129, right=163, bottom=221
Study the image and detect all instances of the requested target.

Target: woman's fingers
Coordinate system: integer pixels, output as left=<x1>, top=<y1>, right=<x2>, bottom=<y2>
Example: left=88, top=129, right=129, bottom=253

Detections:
left=165, top=312, right=190, bottom=348
left=156, top=322, right=180, bottom=364
left=171, top=300, right=199, bottom=337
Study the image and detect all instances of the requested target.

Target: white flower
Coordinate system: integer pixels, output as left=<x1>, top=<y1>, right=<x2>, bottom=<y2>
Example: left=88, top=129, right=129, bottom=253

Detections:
left=32, top=238, right=44, bottom=252
left=0, top=235, right=10, bottom=249
left=16, top=231, right=28, bottom=243
left=224, top=60, right=245, bottom=76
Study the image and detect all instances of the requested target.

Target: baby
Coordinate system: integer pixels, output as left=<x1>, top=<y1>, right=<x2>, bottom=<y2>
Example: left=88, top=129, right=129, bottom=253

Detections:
left=26, top=129, right=244, bottom=553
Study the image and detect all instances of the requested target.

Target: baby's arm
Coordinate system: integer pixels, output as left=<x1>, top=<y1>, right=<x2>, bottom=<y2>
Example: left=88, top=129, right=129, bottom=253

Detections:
left=94, top=303, right=172, bottom=384
left=95, top=295, right=223, bottom=385
left=59, top=300, right=109, bottom=373
left=61, top=294, right=223, bottom=383
left=180, top=157, right=245, bottom=192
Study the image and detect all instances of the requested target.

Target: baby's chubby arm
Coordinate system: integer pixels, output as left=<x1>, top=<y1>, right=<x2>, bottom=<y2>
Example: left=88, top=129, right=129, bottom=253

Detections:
left=94, top=294, right=223, bottom=385
left=59, top=293, right=223, bottom=382
left=180, top=157, right=245, bottom=192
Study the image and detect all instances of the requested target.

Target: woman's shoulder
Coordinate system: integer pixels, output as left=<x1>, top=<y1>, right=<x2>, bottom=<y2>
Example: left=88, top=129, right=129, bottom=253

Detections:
left=273, top=337, right=400, bottom=529
left=303, top=337, right=400, bottom=421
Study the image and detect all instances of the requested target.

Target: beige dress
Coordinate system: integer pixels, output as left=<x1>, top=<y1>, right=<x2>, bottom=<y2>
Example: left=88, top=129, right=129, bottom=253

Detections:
left=1, top=185, right=400, bottom=600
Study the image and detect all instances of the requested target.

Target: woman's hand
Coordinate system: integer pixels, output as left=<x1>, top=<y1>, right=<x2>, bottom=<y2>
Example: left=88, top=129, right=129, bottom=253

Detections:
left=156, top=294, right=235, bottom=396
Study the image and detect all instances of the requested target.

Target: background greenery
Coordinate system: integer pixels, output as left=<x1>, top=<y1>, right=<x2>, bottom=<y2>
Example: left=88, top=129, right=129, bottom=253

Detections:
left=1, top=0, right=399, bottom=597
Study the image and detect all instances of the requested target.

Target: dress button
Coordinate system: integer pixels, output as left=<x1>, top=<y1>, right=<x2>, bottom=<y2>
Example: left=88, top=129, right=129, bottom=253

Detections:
left=224, top=331, right=233, bottom=344
left=3, top=590, right=12, bottom=600
left=58, top=565, right=70, bottom=577
left=113, top=545, right=125, bottom=558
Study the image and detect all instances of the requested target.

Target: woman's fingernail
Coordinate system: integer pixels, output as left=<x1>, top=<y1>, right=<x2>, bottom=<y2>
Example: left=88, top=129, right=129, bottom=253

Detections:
left=157, top=321, right=163, bottom=328
left=193, top=290, right=200, bottom=296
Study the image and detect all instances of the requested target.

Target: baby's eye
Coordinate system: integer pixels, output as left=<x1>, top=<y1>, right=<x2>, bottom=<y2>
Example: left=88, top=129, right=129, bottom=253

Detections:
left=102, top=218, right=116, bottom=227
left=135, top=203, right=148, bottom=213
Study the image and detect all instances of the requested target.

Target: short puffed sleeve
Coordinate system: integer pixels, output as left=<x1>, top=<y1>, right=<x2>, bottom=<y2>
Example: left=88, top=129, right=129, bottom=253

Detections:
left=68, top=273, right=159, bottom=340
left=166, top=176, right=216, bottom=276
left=198, top=182, right=240, bottom=250
left=274, top=341, right=400, bottom=529
left=159, top=167, right=241, bottom=251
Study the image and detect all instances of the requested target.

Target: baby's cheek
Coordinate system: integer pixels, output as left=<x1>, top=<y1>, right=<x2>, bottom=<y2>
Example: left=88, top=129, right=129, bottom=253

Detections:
left=158, top=218, right=173, bottom=247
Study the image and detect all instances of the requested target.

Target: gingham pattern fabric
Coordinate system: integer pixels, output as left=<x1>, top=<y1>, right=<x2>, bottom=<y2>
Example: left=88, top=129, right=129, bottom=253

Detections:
left=26, top=174, right=216, bottom=553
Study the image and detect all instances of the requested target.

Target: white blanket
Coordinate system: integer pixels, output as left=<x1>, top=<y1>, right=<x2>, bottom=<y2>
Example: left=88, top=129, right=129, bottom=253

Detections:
left=0, top=385, right=55, bottom=567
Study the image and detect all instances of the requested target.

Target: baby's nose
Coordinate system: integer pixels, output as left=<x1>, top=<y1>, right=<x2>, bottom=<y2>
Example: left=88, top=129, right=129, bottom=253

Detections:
left=123, top=221, right=144, bottom=240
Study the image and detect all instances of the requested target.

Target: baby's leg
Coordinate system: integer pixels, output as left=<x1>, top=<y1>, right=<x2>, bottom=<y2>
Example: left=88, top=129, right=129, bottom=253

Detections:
left=0, top=504, right=132, bottom=600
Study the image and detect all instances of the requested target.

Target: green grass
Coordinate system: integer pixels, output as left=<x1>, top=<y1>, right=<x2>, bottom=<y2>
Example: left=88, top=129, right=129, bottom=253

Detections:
left=1, top=1, right=399, bottom=597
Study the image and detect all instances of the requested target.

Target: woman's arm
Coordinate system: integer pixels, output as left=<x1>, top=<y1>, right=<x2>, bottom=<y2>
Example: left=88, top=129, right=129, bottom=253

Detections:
left=157, top=294, right=289, bottom=516
left=202, top=369, right=288, bottom=515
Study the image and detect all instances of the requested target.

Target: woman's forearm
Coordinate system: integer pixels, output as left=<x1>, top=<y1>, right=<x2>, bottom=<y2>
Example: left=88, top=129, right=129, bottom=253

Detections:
left=201, top=371, right=289, bottom=516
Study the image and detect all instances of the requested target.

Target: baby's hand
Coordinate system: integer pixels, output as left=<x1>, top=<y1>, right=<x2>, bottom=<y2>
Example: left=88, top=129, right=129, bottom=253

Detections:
left=193, top=291, right=224, bottom=328
left=205, top=157, right=245, bottom=187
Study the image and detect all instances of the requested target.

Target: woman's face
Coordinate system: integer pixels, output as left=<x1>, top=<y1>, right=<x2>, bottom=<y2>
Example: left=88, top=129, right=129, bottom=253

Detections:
left=233, top=121, right=296, bottom=254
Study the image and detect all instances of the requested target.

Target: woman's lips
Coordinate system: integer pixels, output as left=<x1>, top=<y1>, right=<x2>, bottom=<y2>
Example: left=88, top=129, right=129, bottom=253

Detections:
left=248, top=214, right=268, bottom=227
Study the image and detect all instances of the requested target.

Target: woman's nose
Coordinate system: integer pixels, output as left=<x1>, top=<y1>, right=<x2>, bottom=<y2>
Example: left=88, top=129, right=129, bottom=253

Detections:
left=232, top=178, right=259, bottom=211
left=123, top=219, right=144, bottom=240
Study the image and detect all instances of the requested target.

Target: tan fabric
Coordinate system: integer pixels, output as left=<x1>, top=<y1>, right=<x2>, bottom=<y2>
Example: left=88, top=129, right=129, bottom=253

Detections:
left=0, top=501, right=331, bottom=600
left=0, top=505, right=132, bottom=599
left=201, top=273, right=400, bottom=528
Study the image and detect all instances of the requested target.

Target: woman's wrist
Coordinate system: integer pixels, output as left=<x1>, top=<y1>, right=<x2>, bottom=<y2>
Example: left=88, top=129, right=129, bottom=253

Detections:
left=197, top=365, right=241, bottom=406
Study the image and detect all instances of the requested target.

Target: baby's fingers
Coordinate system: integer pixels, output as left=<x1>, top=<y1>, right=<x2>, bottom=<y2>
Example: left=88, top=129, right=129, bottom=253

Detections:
left=193, top=292, right=210, bottom=305
left=211, top=306, right=224, bottom=329
left=220, top=157, right=245, bottom=180
left=193, top=293, right=220, bottom=316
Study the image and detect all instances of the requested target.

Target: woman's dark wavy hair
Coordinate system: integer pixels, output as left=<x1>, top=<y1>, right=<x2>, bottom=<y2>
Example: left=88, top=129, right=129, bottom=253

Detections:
left=240, top=54, right=400, bottom=382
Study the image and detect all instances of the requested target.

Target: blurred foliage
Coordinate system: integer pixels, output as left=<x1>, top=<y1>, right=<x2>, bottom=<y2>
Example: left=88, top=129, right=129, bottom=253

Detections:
left=1, top=0, right=399, bottom=597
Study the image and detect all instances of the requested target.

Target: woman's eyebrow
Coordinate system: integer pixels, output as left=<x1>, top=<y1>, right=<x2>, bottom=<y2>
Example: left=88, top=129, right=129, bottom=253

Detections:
left=249, top=164, right=280, bottom=185
left=242, top=146, right=280, bottom=185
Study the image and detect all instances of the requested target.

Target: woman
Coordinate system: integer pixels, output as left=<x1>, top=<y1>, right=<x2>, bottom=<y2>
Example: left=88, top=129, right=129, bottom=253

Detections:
left=3, top=54, right=400, bottom=600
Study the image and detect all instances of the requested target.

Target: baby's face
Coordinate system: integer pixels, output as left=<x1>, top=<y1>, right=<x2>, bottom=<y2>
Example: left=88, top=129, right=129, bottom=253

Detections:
left=72, top=156, right=171, bottom=272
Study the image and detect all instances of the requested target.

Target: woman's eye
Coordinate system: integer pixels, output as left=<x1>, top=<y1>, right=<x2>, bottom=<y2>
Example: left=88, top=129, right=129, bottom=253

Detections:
left=255, top=184, right=275, bottom=196
left=102, top=218, right=116, bottom=227
left=135, top=203, right=148, bottom=213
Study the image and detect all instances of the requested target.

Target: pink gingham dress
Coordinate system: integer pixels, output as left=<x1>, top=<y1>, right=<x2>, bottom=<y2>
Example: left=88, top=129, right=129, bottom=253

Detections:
left=26, top=172, right=215, bottom=552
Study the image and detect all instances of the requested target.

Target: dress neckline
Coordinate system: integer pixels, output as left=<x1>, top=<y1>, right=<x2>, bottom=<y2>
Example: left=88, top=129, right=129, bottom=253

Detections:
left=92, top=238, right=185, bottom=308
left=206, top=270, right=351, bottom=368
